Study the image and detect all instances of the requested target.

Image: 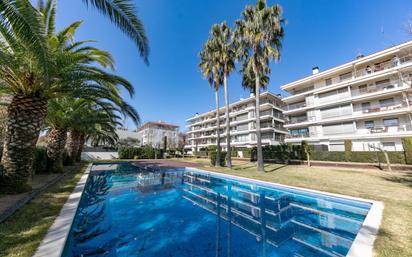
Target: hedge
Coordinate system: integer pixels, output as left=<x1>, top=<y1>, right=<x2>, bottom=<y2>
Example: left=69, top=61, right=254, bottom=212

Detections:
left=118, top=145, right=162, bottom=159
left=311, top=151, right=406, bottom=164
left=209, top=151, right=226, bottom=166
left=402, top=137, right=412, bottom=164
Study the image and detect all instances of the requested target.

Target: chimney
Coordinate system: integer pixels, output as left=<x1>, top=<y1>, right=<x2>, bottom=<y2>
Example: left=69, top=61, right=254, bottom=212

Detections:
left=312, top=67, right=320, bottom=75
left=356, top=54, right=364, bottom=59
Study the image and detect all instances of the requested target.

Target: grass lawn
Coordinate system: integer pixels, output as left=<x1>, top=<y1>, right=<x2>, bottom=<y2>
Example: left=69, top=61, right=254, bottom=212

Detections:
left=0, top=164, right=87, bottom=257
left=173, top=158, right=412, bottom=257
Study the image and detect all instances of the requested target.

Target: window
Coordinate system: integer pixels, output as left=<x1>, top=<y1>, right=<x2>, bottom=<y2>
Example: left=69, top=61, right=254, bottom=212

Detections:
left=375, top=79, right=390, bottom=85
left=382, top=142, right=396, bottom=151
left=383, top=118, right=399, bottom=127
left=320, top=104, right=352, bottom=119
left=361, top=102, right=371, bottom=110
left=329, top=144, right=345, bottom=151
left=379, top=98, right=394, bottom=107
left=339, top=72, right=352, bottom=81
left=325, top=78, right=332, bottom=86
left=358, top=84, right=367, bottom=93
left=364, top=121, right=375, bottom=129
left=323, top=122, right=354, bottom=135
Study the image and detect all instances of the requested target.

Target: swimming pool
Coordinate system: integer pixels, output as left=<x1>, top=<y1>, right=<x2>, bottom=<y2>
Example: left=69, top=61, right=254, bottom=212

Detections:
left=60, top=163, right=378, bottom=257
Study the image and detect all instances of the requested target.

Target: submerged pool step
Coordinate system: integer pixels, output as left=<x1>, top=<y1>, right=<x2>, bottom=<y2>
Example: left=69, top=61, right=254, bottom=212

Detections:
left=292, top=237, right=344, bottom=257
left=291, top=220, right=353, bottom=244
left=290, top=203, right=364, bottom=224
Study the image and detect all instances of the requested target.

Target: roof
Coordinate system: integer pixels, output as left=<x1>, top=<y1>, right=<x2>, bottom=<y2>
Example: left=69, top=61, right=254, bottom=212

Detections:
left=280, top=40, right=412, bottom=91
left=136, top=121, right=179, bottom=132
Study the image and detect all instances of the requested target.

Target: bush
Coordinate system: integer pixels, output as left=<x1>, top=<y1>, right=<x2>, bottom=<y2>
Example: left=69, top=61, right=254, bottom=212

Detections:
left=33, top=147, right=48, bottom=174
left=311, top=151, right=406, bottom=164
left=344, top=140, right=352, bottom=161
left=118, top=145, right=160, bottom=159
left=210, top=151, right=226, bottom=166
left=402, top=137, right=412, bottom=164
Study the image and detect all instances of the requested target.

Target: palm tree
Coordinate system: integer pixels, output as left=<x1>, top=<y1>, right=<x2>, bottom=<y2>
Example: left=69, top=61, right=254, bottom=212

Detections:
left=199, top=40, right=223, bottom=167
left=210, top=22, right=236, bottom=169
left=234, top=0, right=285, bottom=172
left=37, top=0, right=149, bottom=61
left=0, top=3, right=137, bottom=192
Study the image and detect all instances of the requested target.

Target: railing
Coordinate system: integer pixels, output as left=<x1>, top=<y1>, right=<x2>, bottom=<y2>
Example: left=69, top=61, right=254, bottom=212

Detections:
left=360, top=102, right=407, bottom=114
left=351, top=83, right=400, bottom=97
left=286, top=133, right=309, bottom=138
left=287, top=102, right=307, bottom=111
left=285, top=118, right=308, bottom=125
left=367, top=125, right=411, bottom=134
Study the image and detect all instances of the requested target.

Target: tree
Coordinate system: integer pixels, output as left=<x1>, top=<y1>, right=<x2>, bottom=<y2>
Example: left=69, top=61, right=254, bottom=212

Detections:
left=0, top=2, right=138, bottom=192
left=234, top=0, right=285, bottom=172
left=199, top=40, right=223, bottom=167
left=210, top=22, right=236, bottom=169
left=37, top=0, right=149, bottom=62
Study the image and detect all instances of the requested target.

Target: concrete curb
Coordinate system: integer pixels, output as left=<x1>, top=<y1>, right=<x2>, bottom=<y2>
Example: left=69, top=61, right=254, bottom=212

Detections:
left=33, top=163, right=92, bottom=257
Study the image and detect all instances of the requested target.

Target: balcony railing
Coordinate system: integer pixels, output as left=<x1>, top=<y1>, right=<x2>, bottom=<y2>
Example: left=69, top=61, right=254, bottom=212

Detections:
left=351, top=83, right=401, bottom=97
left=360, top=102, right=407, bottom=114
left=286, top=133, right=309, bottom=138
left=287, top=102, right=307, bottom=111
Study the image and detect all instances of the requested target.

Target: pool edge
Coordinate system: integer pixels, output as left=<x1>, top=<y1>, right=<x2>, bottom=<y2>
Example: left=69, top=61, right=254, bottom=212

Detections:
left=185, top=167, right=384, bottom=257
left=33, top=163, right=92, bottom=257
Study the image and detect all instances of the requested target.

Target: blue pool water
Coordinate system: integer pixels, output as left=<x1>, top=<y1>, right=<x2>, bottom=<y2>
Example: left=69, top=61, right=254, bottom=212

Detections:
left=62, top=163, right=371, bottom=257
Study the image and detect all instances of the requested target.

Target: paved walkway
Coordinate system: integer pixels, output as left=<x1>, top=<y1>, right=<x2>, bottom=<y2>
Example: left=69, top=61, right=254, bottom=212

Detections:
left=0, top=165, right=80, bottom=223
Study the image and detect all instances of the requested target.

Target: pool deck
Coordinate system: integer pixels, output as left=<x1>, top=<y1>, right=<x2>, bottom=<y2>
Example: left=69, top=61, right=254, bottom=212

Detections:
left=34, top=162, right=383, bottom=257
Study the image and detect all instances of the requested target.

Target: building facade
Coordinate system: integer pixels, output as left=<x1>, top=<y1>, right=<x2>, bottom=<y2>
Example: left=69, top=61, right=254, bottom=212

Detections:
left=282, top=41, right=412, bottom=151
left=185, top=92, right=288, bottom=153
left=136, top=121, right=179, bottom=149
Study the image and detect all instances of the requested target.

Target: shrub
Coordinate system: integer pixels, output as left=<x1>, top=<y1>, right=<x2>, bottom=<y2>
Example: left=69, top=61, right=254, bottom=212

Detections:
left=33, top=147, right=48, bottom=174
left=402, top=137, right=412, bottom=164
left=311, top=151, right=346, bottom=162
left=344, top=140, right=352, bottom=161
left=210, top=151, right=226, bottom=166
left=118, top=145, right=160, bottom=159
left=310, top=151, right=406, bottom=164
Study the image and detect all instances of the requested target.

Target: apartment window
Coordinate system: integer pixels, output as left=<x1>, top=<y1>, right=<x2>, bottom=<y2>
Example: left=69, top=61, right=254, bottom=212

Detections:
left=323, top=122, right=354, bottom=135
left=329, top=143, right=345, bottom=151
left=358, top=84, right=367, bottom=93
left=290, top=128, right=309, bottom=136
left=382, top=142, right=396, bottom=151
left=379, top=98, right=394, bottom=107
left=318, top=88, right=349, bottom=102
left=383, top=118, right=399, bottom=127
left=375, top=79, right=390, bottom=86
left=361, top=102, right=371, bottom=111
left=339, top=72, right=352, bottom=81
left=364, top=121, right=375, bottom=129
left=325, top=78, right=332, bottom=86
left=320, top=104, right=351, bottom=119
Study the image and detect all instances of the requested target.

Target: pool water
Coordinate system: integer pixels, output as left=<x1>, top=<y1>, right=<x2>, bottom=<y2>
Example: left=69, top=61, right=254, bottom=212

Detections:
left=62, top=163, right=371, bottom=257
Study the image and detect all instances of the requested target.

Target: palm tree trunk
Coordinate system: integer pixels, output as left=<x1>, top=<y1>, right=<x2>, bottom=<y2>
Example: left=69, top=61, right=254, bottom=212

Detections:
left=76, top=134, right=86, bottom=162
left=254, top=68, right=264, bottom=172
left=215, top=89, right=221, bottom=167
left=67, top=129, right=81, bottom=164
left=46, top=127, right=67, bottom=173
left=0, top=94, right=47, bottom=193
left=223, top=74, right=232, bottom=169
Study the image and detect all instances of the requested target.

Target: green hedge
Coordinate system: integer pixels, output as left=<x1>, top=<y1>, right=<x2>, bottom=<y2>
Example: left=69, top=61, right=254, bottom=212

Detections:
left=209, top=151, right=226, bottom=166
left=118, top=145, right=162, bottom=159
left=248, top=144, right=304, bottom=162
left=402, top=137, right=412, bottom=164
left=311, top=151, right=406, bottom=164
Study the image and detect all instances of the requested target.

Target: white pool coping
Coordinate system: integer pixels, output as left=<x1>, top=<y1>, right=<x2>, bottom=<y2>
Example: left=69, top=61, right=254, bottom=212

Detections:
left=33, top=163, right=92, bottom=257
left=185, top=167, right=384, bottom=257
left=34, top=163, right=383, bottom=257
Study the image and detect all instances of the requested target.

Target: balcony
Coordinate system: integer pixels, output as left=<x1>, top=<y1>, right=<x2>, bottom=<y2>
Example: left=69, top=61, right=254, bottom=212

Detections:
left=287, top=102, right=307, bottom=111
left=355, top=55, right=412, bottom=78
left=351, top=82, right=405, bottom=97
left=360, top=102, right=407, bottom=114
left=286, top=133, right=309, bottom=139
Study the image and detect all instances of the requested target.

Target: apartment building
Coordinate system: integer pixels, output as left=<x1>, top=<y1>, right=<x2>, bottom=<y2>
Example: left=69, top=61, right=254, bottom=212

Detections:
left=136, top=121, right=179, bottom=149
left=185, top=92, right=287, bottom=153
left=282, top=40, right=412, bottom=151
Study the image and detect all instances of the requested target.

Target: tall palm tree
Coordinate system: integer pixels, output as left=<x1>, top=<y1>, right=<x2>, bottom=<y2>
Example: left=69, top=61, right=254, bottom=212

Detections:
left=0, top=2, right=136, bottom=193
left=211, top=22, right=236, bottom=169
left=199, top=40, right=223, bottom=167
left=37, top=0, right=149, bottom=62
left=234, top=0, right=285, bottom=172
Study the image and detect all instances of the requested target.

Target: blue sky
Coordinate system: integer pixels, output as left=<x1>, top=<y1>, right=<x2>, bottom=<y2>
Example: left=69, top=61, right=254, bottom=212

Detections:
left=55, top=0, right=412, bottom=131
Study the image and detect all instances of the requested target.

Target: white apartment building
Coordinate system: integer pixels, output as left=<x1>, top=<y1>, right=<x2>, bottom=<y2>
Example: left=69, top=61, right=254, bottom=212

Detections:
left=185, top=92, right=288, bottom=153
left=282, top=40, right=412, bottom=152
left=136, top=121, right=179, bottom=149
